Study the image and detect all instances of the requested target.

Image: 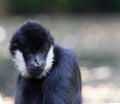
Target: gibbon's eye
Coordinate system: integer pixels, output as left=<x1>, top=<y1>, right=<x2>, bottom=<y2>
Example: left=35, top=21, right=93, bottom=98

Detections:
left=40, top=50, right=46, bottom=54
left=12, top=43, right=18, bottom=50
left=27, top=50, right=32, bottom=54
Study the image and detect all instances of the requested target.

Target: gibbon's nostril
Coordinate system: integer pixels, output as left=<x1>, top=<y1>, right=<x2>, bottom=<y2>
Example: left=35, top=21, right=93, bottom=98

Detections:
left=35, top=59, right=45, bottom=66
left=34, top=58, right=39, bottom=65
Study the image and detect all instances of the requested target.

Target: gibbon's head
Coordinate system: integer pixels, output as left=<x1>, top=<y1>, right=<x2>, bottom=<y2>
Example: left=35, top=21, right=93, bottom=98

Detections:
left=9, top=20, right=54, bottom=78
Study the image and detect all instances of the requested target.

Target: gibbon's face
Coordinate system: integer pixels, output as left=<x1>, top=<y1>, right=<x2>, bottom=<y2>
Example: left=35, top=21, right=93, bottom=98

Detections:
left=9, top=21, right=54, bottom=78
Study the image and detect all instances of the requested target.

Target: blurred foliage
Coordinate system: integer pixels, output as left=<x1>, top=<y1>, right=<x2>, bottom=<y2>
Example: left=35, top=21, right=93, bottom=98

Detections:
left=0, top=0, right=120, bottom=14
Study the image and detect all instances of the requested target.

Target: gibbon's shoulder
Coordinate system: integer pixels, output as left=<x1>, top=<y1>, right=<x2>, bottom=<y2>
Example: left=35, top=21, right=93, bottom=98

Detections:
left=54, top=44, right=77, bottom=62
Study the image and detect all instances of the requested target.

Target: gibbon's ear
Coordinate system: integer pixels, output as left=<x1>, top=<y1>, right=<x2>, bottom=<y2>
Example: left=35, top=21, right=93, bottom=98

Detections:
left=9, top=43, right=18, bottom=56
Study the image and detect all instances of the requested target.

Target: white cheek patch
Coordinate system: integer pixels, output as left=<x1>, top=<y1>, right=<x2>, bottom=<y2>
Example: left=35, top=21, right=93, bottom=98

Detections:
left=39, top=45, right=54, bottom=78
left=13, top=50, right=30, bottom=77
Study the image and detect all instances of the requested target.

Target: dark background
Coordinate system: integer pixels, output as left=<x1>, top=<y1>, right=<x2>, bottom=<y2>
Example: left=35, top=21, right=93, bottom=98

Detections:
left=1, top=0, right=120, bottom=14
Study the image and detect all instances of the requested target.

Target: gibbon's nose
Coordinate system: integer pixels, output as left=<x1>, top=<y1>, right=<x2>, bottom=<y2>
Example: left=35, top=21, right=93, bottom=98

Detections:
left=34, top=59, right=45, bottom=70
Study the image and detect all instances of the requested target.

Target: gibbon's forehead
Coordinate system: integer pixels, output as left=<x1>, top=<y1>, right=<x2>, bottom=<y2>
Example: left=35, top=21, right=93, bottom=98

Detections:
left=11, top=33, right=50, bottom=52
left=19, top=20, right=50, bottom=41
left=11, top=21, right=54, bottom=50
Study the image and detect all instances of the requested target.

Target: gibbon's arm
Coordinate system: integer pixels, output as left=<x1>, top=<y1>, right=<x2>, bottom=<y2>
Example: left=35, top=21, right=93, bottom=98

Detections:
left=42, top=46, right=81, bottom=104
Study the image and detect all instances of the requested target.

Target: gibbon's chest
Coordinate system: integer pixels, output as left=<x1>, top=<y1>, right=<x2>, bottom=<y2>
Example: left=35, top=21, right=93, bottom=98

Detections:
left=20, top=78, right=46, bottom=104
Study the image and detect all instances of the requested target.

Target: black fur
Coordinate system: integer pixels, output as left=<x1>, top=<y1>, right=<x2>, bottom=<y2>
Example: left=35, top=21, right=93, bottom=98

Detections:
left=10, top=20, right=82, bottom=104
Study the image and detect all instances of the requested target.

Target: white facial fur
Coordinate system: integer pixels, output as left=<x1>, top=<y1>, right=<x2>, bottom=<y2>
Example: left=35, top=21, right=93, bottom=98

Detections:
left=13, top=50, right=30, bottom=77
left=39, top=45, right=54, bottom=78
left=13, top=45, right=54, bottom=78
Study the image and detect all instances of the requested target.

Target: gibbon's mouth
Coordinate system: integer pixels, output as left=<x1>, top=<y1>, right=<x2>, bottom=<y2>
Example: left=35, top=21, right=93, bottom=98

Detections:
left=32, top=66, right=45, bottom=70
left=29, top=68, right=44, bottom=78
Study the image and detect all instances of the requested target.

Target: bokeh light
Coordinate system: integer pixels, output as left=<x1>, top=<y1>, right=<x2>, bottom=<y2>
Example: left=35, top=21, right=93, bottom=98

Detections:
left=83, top=24, right=104, bottom=50
left=0, top=26, right=6, bottom=43
left=0, top=94, right=3, bottom=104
left=92, top=66, right=112, bottom=80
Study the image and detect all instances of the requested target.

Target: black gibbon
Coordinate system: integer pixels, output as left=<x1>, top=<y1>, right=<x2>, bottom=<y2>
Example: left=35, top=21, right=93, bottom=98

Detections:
left=9, top=20, right=82, bottom=104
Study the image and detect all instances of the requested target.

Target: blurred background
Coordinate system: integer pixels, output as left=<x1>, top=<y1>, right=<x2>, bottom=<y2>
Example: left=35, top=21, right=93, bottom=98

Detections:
left=0, top=0, right=120, bottom=104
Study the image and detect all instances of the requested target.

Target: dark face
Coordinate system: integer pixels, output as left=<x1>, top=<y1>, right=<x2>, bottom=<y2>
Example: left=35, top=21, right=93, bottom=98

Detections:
left=21, top=39, right=51, bottom=77
left=10, top=21, right=54, bottom=78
